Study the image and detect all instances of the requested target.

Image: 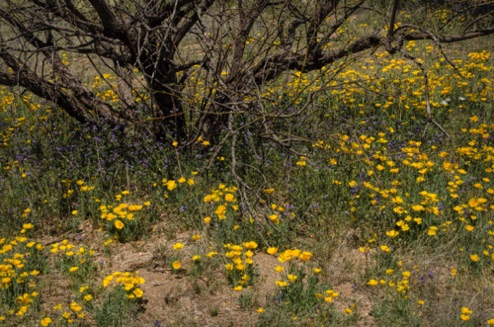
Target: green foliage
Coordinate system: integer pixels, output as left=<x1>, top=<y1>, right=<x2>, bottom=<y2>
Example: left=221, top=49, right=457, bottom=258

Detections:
left=371, top=296, right=423, bottom=327
left=93, top=287, right=139, bottom=327
left=1, top=25, right=494, bottom=326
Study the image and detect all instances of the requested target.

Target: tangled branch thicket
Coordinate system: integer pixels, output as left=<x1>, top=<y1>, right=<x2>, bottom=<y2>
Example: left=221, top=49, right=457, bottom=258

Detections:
left=0, top=0, right=493, bottom=179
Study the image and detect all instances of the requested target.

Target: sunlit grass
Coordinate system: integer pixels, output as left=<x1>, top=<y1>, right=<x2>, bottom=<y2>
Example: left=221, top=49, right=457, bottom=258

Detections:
left=0, top=25, right=493, bottom=327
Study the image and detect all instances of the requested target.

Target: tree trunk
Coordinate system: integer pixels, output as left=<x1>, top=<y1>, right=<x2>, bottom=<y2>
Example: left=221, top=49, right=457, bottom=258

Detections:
left=146, top=71, right=187, bottom=143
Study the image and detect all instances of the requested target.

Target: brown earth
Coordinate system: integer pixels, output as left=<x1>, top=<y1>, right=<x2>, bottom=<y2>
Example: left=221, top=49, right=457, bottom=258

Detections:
left=38, top=222, right=376, bottom=327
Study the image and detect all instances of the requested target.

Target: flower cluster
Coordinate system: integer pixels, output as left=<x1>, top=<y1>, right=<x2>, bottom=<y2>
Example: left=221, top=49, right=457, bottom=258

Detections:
left=0, top=231, right=45, bottom=322
left=99, top=191, right=150, bottom=232
left=203, top=184, right=239, bottom=221
left=223, top=241, right=258, bottom=291
left=102, top=271, right=145, bottom=300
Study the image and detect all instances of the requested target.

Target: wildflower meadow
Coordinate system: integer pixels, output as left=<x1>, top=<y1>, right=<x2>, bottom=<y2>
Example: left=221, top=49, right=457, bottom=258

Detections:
left=1, top=4, right=494, bottom=327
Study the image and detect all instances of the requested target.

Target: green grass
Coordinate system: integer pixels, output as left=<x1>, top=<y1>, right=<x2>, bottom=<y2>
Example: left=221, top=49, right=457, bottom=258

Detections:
left=0, top=28, right=493, bottom=327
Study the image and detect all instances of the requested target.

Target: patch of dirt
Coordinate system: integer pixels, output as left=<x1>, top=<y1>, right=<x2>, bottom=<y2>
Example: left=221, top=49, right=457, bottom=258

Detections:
left=89, top=231, right=258, bottom=327
left=38, top=221, right=381, bottom=326
left=325, top=246, right=376, bottom=327
left=138, top=269, right=253, bottom=327
left=249, top=252, right=280, bottom=306
left=100, top=233, right=380, bottom=326
left=333, top=281, right=375, bottom=327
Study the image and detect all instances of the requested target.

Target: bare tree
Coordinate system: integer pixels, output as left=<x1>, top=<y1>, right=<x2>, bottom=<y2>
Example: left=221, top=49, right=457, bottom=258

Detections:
left=0, top=0, right=493, bottom=144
